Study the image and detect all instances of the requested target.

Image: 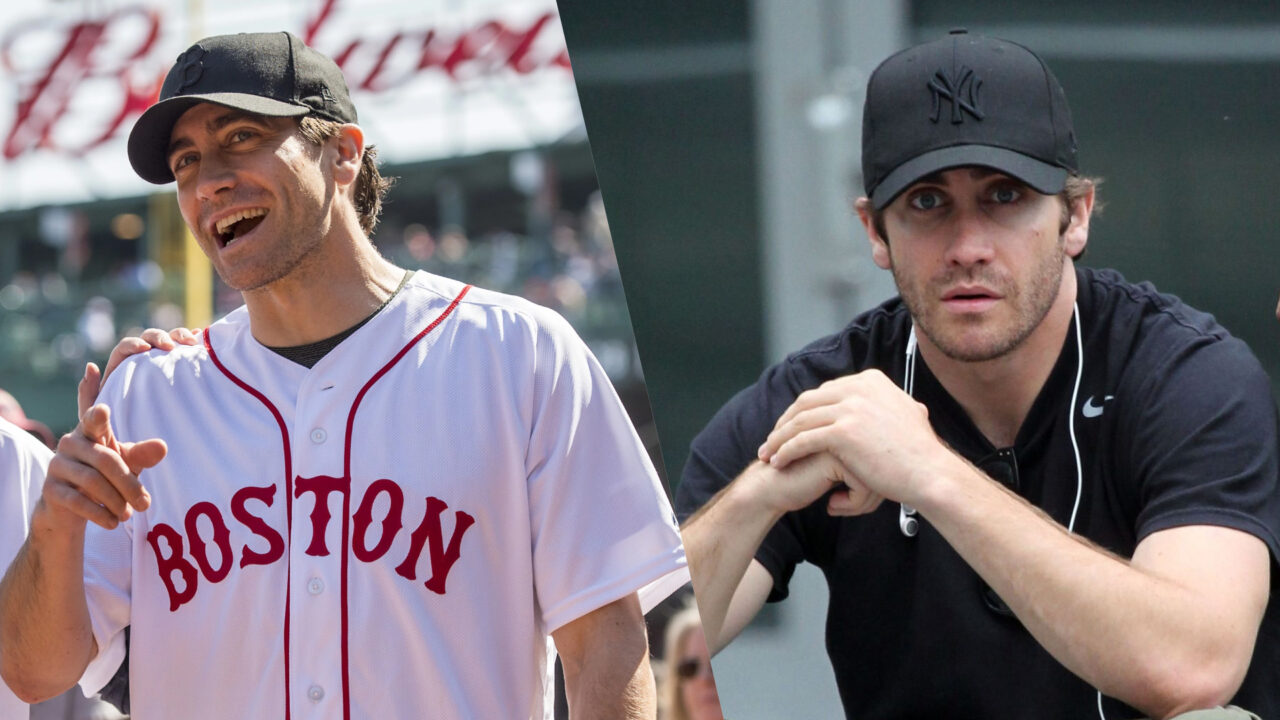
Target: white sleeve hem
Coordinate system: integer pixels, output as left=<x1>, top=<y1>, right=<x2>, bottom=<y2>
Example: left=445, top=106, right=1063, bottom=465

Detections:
left=542, top=547, right=687, bottom=633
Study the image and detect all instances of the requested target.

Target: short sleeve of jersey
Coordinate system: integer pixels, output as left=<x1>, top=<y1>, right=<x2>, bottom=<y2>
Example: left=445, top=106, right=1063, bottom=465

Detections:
left=676, top=362, right=811, bottom=602
left=78, top=370, right=137, bottom=696
left=1124, top=334, right=1280, bottom=556
left=524, top=309, right=686, bottom=633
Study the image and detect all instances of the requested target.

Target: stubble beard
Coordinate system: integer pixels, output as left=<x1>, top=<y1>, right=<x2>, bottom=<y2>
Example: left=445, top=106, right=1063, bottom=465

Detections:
left=209, top=221, right=328, bottom=293
left=893, top=236, right=1068, bottom=363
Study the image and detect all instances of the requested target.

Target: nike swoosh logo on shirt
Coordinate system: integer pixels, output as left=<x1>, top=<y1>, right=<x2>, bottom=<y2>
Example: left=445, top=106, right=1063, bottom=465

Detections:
left=1082, top=395, right=1115, bottom=418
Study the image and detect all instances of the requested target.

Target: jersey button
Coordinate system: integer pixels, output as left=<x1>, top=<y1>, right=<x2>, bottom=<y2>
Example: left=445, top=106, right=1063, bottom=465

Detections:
left=307, top=685, right=325, bottom=702
left=310, top=428, right=327, bottom=444
left=307, top=577, right=325, bottom=595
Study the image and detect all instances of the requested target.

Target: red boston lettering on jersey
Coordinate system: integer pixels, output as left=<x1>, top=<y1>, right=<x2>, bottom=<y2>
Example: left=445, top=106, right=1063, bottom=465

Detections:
left=152, top=479, right=476, bottom=607
left=394, top=496, right=476, bottom=595
left=146, top=523, right=199, bottom=611
left=231, top=484, right=286, bottom=568
left=184, top=501, right=234, bottom=583
left=351, top=478, right=404, bottom=562
left=295, top=475, right=347, bottom=556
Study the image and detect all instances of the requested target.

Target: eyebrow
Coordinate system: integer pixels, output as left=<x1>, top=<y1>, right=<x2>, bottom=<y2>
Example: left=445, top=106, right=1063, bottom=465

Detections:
left=166, top=110, right=271, bottom=160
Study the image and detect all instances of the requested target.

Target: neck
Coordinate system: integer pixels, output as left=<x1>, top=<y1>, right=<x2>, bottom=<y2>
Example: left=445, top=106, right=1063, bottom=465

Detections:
left=915, top=262, right=1078, bottom=448
left=242, top=226, right=405, bottom=347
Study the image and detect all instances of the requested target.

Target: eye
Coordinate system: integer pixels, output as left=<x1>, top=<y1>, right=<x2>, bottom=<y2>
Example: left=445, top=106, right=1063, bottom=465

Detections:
left=989, top=184, right=1022, bottom=204
left=908, top=190, right=944, bottom=211
left=229, top=128, right=257, bottom=143
left=171, top=152, right=197, bottom=173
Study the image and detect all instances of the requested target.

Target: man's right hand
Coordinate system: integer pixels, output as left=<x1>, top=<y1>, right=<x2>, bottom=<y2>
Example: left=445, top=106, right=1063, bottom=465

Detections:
left=745, top=451, right=884, bottom=519
left=40, top=404, right=166, bottom=532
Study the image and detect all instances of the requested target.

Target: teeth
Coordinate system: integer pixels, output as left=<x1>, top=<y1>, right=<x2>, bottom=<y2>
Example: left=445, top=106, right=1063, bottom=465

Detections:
left=215, top=208, right=267, bottom=237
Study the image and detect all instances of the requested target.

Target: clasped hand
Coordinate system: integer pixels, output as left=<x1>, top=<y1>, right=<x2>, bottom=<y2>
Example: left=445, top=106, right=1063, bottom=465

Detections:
left=754, top=369, right=947, bottom=517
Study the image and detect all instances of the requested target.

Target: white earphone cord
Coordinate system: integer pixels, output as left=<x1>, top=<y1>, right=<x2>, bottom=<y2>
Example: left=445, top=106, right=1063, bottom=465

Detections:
left=903, top=308, right=1101, bottom=716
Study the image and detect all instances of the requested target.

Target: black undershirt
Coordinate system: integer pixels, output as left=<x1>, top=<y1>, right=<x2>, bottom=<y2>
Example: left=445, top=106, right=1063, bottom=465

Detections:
left=266, top=270, right=411, bottom=368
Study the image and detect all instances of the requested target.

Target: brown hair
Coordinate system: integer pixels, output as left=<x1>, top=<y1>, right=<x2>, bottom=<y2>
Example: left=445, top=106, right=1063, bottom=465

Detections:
left=298, top=115, right=395, bottom=235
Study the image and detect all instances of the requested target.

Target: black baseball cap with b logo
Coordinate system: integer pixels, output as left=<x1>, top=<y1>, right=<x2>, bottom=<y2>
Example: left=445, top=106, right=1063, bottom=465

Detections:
left=128, top=31, right=357, bottom=184
left=862, top=29, right=1079, bottom=209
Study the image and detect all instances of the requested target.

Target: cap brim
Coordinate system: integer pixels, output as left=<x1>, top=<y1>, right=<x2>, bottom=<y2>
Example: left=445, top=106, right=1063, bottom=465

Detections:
left=869, top=145, right=1069, bottom=210
left=128, top=93, right=311, bottom=184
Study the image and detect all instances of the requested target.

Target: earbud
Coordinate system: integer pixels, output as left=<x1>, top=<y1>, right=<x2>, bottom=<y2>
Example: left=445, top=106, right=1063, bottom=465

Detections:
left=899, top=504, right=918, bottom=537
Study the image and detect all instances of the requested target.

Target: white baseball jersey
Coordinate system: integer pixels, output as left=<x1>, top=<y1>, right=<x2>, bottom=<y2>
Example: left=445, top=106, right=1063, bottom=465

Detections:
left=79, top=271, right=687, bottom=719
left=0, top=417, right=51, bottom=720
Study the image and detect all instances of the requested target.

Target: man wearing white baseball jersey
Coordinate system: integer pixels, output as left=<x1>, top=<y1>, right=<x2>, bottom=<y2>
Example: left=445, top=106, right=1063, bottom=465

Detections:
left=0, top=31, right=686, bottom=720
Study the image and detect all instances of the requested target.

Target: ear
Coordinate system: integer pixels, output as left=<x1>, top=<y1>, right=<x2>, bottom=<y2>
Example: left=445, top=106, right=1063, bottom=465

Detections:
left=1062, top=184, right=1094, bottom=259
left=331, top=124, right=365, bottom=188
left=855, top=197, right=892, bottom=270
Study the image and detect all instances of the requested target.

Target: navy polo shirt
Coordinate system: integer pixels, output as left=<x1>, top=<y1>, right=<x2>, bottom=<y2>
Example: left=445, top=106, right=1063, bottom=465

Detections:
left=677, top=266, right=1280, bottom=719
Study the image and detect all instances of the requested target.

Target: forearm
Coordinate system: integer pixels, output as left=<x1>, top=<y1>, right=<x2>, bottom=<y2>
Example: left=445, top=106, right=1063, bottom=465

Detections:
left=561, top=647, right=655, bottom=720
left=0, top=504, right=97, bottom=703
left=555, top=594, right=655, bottom=720
left=680, top=462, right=783, bottom=651
left=915, top=454, right=1263, bottom=717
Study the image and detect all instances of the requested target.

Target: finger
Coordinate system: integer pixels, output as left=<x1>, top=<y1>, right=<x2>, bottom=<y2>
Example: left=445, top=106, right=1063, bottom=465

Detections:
left=101, top=337, right=152, bottom=387
left=768, top=426, right=834, bottom=469
left=170, top=327, right=200, bottom=346
left=758, top=405, right=841, bottom=462
left=77, top=404, right=117, bottom=449
left=770, top=384, right=841, bottom=436
left=77, top=363, right=102, bottom=419
left=122, top=438, right=167, bottom=474
left=826, top=488, right=883, bottom=517
left=43, top=481, right=121, bottom=530
left=46, top=448, right=136, bottom=521
left=140, top=328, right=177, bottom=351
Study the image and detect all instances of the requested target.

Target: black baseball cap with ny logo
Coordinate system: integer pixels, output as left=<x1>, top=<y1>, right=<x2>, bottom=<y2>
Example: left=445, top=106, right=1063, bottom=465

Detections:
left=861, top=29, right=1079, bottom=209
left=128, top=31, right=358, bottom=184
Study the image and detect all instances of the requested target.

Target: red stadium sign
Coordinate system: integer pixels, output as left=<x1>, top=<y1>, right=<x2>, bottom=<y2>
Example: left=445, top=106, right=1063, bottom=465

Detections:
left=1, top=0, right=571, bottom=161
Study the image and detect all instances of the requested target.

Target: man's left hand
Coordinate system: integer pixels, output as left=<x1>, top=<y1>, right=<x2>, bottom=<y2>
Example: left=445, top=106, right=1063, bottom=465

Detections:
left=77, top=327, right=201, bottom=418
left=756, top=369, right=949, bottom=507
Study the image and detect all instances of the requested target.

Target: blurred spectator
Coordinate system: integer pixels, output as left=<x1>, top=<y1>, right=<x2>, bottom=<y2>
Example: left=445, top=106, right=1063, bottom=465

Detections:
left=76, top=297, right=117, bottom=356
left=659, top=603, right=725, bottom=720
left=0, top=389, right=56, bottom=450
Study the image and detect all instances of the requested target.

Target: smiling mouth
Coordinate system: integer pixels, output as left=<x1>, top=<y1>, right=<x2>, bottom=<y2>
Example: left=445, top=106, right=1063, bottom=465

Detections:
left=214, top=209, right=268, bottom=247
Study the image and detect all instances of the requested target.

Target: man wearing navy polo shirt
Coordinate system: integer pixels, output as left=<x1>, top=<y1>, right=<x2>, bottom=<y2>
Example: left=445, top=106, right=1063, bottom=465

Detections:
left=678, top=30, right=1279, bottom=720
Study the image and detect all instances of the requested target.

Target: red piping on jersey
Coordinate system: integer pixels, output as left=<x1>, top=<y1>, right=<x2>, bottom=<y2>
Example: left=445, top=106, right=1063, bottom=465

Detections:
left=337, top=283, right=471, bottom=720
left=205, top=328, right=295, bottom=720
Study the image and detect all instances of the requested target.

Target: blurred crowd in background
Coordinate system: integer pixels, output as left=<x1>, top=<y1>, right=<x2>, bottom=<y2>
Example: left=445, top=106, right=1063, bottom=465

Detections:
left=0, top=176, right=645, bottom=438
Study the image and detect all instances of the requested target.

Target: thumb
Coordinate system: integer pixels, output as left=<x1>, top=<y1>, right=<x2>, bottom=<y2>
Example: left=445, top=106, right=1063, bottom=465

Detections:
left=121, top=438, right=168, bottom=474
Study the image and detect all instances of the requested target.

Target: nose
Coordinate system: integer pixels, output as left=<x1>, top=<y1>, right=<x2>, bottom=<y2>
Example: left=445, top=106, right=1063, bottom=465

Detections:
left=941, top=205, right=995, bottom=268
left=194, top=152, right=236, bottom=201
